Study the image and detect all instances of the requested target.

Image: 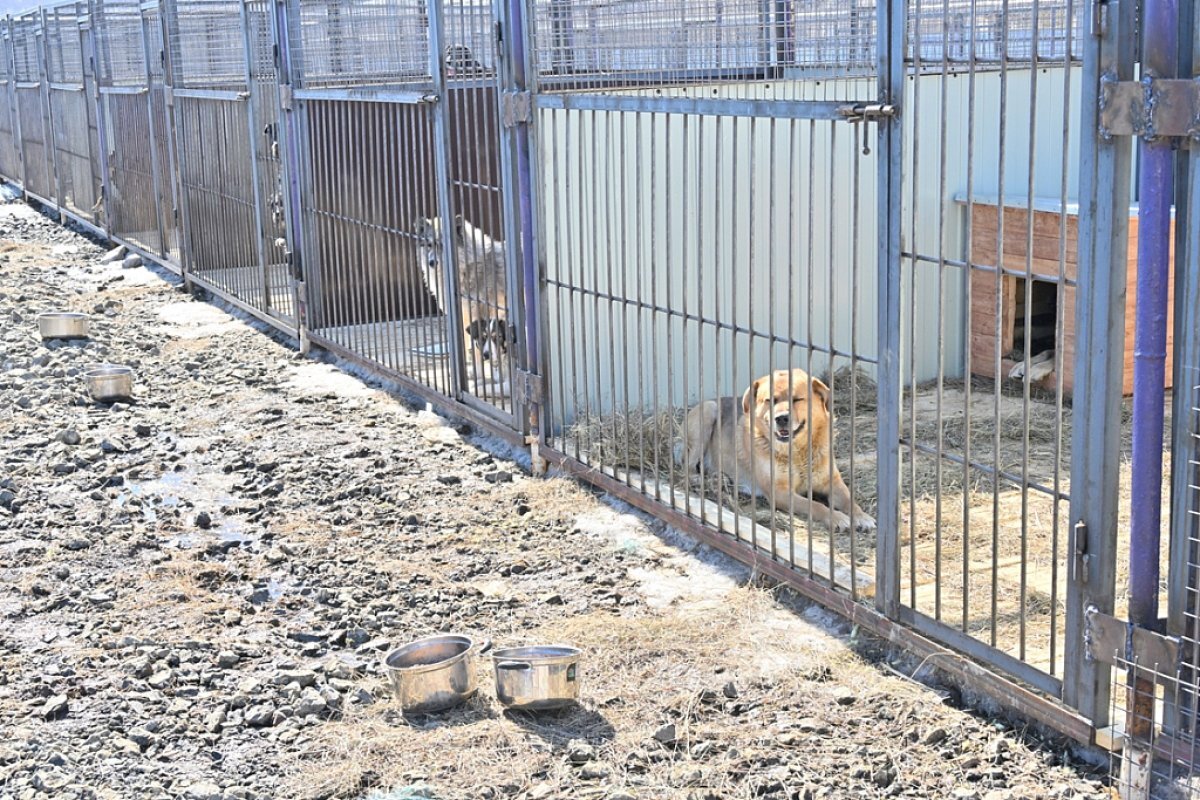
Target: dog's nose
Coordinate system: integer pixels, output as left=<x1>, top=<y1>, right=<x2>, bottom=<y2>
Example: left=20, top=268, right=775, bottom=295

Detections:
left=774, top=414, right=790, bottom=428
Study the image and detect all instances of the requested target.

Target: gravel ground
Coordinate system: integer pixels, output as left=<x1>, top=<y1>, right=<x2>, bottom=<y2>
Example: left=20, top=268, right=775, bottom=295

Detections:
left=0, top=197, right=1115, bottom=800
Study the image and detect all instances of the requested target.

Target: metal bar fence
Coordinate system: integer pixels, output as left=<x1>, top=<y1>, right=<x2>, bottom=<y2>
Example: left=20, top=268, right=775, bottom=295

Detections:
left=0, top=0, right=1194, bottom=764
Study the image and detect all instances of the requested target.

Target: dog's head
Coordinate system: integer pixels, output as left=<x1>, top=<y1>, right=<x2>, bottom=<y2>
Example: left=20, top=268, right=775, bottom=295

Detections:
left=466, top=317, right=514, bottom=361
left=741, top=368, right=831, bottom=450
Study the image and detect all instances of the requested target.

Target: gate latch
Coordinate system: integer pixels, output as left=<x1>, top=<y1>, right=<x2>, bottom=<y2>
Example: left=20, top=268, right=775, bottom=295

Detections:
left=501, top=91, right=532, bottom=128
left=513, top=368, right=542, bottom=407
left=1099, top=75, right=1200, bottom=140
left=1083, top=606, right=1180, bottom=678
left=837, top=102, right=898, bottom=122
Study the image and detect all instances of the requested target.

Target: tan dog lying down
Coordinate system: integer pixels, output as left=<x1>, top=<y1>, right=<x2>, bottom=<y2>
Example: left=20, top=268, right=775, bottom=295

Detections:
left=676, top=368, right=876, bottom=533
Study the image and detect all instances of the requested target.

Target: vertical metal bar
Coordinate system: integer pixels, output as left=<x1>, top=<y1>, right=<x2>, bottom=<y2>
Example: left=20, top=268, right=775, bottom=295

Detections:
left=273, top=0, right=308, bottom=343
left=429, top=0, right=465, bottom=398
left=38, top=8, right=62, bottom=214
left=874, top=0, right=905, bottom=619
left=137, top=3, right=165, bottom=256
left=1063, top=0, right=1135, bottom=727
left=240, top=0, right=272, bottom=314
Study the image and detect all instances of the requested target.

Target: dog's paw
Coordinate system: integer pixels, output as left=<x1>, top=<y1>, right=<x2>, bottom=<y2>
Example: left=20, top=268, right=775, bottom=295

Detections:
left=854, top=513, right=877, bottom=532
left=829, top=510, right=852, bottom=533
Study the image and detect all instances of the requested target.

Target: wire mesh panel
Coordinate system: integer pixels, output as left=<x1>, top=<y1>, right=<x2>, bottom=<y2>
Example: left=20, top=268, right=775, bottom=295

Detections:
left=168, top=0, right=247, bottom=90
left=0, top=26, right=22, bottom=183
left=45, top=2, right=103, bottom=226
left=890, top=0, right=1090, bottom=694
left=288, top=0, right=431, bottom=90
left=95, top=0, right=162, bottom=254
left=13, top=12, right=53, bottom=202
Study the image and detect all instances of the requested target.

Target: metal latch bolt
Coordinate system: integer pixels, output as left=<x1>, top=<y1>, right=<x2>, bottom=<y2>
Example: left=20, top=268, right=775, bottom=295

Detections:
left=501, top=91, right=532, bottom=128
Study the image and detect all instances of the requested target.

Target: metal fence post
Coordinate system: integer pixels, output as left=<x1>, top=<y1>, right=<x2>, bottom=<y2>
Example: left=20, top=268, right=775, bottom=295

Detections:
left=38, top=8, right=62, bottom=217
left=238, top=0, right=273, bottom=314
left=873, top=0, right=905, bottom=620
left=270, top=0, right=306, bottom=346
left=1062, top=0, right=1136, bottom=729
left=428, top=0, right=467, bottom=400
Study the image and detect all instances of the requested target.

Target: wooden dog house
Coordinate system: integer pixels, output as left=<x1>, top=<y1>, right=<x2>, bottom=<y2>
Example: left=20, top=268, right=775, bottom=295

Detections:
left=963, top=196, right=1175, bottom=395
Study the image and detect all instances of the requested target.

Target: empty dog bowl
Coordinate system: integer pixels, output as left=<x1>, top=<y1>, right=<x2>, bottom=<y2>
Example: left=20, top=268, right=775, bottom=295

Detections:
left=85, top=365, right=134, bottom=403
left=383, top=634, right=492, bottom=715
left=37, top=312, right=90, bottom=340
left=492, top=645, right=582, bottom=711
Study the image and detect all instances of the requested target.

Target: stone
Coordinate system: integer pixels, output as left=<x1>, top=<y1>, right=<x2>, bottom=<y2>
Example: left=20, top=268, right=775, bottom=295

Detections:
left=40, top=694, right=69, bottom=720
left=216, top=651, right=239, bottom=668
left=121, top=254, right=143, bottom=269
left=195, top=511, right=212, bottom=529
left=566, top=740, right=595, bottom=764
left=184, top=781, right=222, bottom=800
left=652, top=723, right=677, bottom=745
left=58, top=429, right=81, bottom=445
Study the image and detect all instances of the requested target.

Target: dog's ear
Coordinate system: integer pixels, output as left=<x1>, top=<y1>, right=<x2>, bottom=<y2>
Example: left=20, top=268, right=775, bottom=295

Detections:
left=742, top=378, right=762, bottom=415
left=811, top=377, right=832, bottom=414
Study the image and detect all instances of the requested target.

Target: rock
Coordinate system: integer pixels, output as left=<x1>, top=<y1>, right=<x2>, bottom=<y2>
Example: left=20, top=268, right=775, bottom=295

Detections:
left=32, top=768, right=72, bottom=792
left=205, top=710, right=226, bottom=733
left=147, top=669, right=174, bottom=689
left=133, top=423, right=153, bottom=436
left=567, top=740, right=595, bottom=764
left=539, top=592, right=564, bottom=605
left=872, top=767, right=897, bottom=788
left=216, top=651, right=240, bottom=669
left=100, top=244, right=127, bottom=263
left=184, top=781, right=222, bottom=800
left=295, top=687, right=328, bottom=718
left=833, top=689, right=858, bottom=706
left=652, top=723, right=677, bottom=745
left=273, top=669, right=317, bottom=688
left=244, top=705, right=275, bottom=727
left=112, top=735, right=142, bottom=754
left=58, top=429, right=81, bottom=445
left=195, top=511, right=212, bottom=529
left=579, top=765, right=610, bottom=780
left=122, top=254, right=143, bottom=269
left=126, top=727, right=154, bottom=749
left=722, top=681, right=738, bottom=699
left=606, top=793, right=637, bottom=800
left=40, top=694, right=69, bottom=720
left=923, top=726, right=949, bottom=746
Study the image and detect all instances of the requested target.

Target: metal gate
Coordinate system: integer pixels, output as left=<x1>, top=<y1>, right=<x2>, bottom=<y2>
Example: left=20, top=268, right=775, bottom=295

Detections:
left=165, top=0, right=294, bottom=330
left=12, top=11, right=53, bottom=204
left=282, top=0, right=525, bottom=433
left=94, top=0, right=162, bottom=258
left=44, top=0, right=104, bottom=232
left=0, top=22, right=22, bottom=185
left=523, top=0, right=1118, bottom=738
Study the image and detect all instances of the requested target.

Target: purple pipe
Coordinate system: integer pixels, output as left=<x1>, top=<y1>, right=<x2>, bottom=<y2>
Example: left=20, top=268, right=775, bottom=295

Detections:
left=1128, top=0, right=1177, bottom=629
left=508, top=0, right=540, bottom=393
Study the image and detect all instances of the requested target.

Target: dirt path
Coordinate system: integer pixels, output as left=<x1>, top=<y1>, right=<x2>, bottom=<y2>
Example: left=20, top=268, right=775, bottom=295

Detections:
left=0, top=199, right=1112, bottom=800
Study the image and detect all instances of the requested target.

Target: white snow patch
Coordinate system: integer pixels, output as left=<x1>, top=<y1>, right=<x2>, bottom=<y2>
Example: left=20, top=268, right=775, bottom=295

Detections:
left=283, top=362, right=390, bottom=401
left=156, top=301, right=243, bottom=338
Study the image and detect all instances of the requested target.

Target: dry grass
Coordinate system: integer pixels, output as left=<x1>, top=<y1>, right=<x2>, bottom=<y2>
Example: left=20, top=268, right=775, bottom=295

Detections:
left=285, top=586, right=883, bottom=800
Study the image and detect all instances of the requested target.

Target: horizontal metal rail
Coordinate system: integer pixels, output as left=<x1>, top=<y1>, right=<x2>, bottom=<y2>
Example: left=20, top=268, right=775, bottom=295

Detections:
left=534, top=92, right=857, bottom=121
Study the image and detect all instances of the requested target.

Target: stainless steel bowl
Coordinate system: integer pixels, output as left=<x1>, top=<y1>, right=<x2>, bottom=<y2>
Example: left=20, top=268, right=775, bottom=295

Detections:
left=384, top=634, right=491, bottom=715
left=37, top=312, right=90, bottom=340
left=85, top=365, right=134, bottom=403
left=492, top=645, right=581, bottom=711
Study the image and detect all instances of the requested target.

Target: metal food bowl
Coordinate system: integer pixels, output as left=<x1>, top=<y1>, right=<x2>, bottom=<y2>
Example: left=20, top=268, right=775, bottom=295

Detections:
left=492, top=645, right=582, bottom=712
left=37, top=312, right=90, bottom=340
left=384, top=634, right=491, bottom=715
left=85, top=365, right=134, bottom=403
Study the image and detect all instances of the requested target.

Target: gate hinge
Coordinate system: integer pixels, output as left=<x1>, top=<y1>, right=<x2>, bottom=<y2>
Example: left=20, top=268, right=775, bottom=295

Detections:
left=501, top=91, right=532, bottom=127
left=1071, top=519, right=1091, bottom=583
left=1084, top=606, right=1180, bottom=677
left=279, top=84, right=293, bottom=111
left=513, top=368, right=542, bottom=407
left=837, top=102, right=898, bottom=121
left=1099, top=75, right=1200, bottom=140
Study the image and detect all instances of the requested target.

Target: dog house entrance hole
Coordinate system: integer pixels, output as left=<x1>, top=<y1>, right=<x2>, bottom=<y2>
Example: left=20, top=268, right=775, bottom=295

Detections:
left=1010, top=278, right=1058, bottom=360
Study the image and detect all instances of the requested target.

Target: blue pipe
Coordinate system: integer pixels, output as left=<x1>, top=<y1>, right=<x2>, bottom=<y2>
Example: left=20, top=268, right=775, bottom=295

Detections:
left=1128, top=0, right=1177, bottom=629
left=508, top=0, right=540, bottom=399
